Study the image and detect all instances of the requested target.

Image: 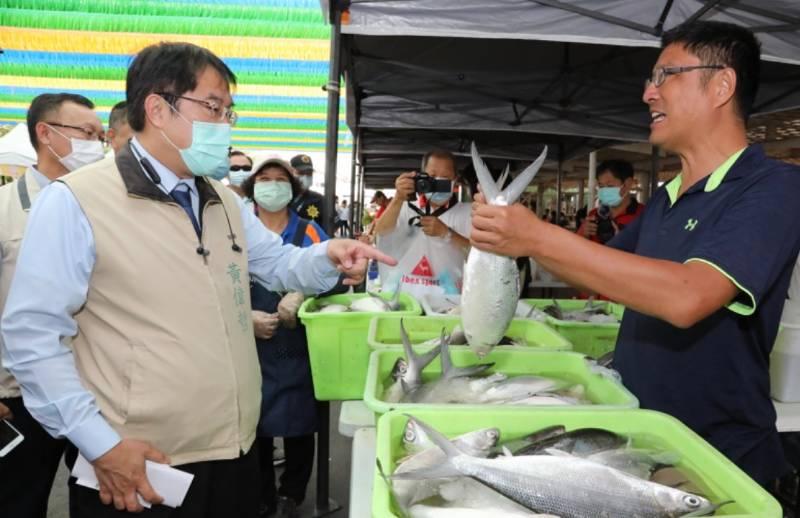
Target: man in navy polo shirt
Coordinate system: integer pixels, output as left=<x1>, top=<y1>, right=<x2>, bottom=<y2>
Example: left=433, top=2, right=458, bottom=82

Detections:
left=470, top=20, right=800, bottom=486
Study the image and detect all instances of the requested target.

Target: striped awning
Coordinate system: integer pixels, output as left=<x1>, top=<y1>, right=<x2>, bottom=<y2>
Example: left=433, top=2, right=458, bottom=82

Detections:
left=0, top=0, right=349, bottom=152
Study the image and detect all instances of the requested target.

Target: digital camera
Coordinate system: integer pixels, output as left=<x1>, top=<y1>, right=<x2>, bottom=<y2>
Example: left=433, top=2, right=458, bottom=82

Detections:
left=595, top=205, right=616, bottom=244
left=414, top=172, right=452, bottom=194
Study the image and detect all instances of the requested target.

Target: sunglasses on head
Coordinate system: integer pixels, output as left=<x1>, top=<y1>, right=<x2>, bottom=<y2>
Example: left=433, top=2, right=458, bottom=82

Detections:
left=230, top=165, right=252, bottom=172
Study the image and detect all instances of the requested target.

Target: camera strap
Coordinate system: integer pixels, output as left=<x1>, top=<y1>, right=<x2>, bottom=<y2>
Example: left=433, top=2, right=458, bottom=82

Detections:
left=407, top=193, right=459, bottom=227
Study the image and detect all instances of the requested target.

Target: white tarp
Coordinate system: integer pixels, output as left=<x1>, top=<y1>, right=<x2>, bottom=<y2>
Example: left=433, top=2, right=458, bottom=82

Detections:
left=340, top=0, right=800, bottom=66
left=0, top=124, right=36, bottom=167
left=320, top=0, right=800, bottom=184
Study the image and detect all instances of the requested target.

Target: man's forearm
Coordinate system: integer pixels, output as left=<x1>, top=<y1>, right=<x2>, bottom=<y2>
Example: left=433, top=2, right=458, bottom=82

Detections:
left=528, top=223, right=736, bottom=328
left=374, top=197, right=405, bottom=236
left=450, top=231, right=470, bottom=250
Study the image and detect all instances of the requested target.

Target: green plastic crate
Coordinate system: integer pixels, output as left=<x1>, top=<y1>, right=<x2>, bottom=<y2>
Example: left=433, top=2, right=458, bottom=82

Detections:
left=522, top=298, right=625, bottom=359
left=367, top=315, right=572, bottom=351
left=298, top=292, right=422, bottom=401
left=364, top=348, right=637, bottom=414
left=373, top=409, right=781, bottom=517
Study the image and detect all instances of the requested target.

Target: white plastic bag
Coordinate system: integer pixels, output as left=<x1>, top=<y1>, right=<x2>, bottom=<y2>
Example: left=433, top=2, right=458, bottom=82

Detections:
left=381, top=230, right=466, bottom=300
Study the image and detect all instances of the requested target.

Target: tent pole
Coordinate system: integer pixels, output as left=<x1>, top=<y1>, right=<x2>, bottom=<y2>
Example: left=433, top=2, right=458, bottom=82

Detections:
left=650, top=145, right=661, bottom=199
left=587, top=151, right=597, bottom=211
left=348, top=131, right=360, bottom=235
left=315, top=4, right=343, bottom=517
left=322, top=6, right=342, bottom=237
left=556, top=144, right=563, bottom=225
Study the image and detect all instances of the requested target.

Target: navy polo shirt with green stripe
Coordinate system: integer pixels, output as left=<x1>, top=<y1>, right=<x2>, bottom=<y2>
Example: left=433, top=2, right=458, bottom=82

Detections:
left=609, top=145, right=800, bottom=485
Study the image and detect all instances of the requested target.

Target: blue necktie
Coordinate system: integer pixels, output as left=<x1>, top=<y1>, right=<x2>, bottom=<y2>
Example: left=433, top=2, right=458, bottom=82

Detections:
left=171, top=185, right=201, bottom=238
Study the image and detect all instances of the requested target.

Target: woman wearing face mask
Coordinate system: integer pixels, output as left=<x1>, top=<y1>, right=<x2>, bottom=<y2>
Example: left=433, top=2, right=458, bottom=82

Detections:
left=240, top=158, right=338, bottom=518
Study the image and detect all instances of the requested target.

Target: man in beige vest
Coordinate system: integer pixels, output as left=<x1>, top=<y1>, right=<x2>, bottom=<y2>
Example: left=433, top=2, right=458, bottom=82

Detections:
left=106, top=101, right=132, bottom=154
left=0, top=92, right=104, bottom=518
left=1, top=42, right=393, bottom=518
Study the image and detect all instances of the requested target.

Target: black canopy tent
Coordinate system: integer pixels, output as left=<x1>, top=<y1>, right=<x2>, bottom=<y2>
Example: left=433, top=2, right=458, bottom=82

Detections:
left=310, top=3, right=800, bottom=513
left=319, top=0, right=800, bottom=230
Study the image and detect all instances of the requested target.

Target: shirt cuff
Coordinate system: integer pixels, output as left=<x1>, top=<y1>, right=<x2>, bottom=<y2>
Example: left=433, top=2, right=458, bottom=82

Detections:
left=311, top=241, right=341, bottom=291
left=685, top=257, right=757, bottom=316
left=68, top=413, right=122, bottom=462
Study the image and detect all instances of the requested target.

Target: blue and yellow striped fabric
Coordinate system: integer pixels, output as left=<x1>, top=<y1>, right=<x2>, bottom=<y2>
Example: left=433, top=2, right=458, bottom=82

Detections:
left=0, top=0, right=349, bottom=152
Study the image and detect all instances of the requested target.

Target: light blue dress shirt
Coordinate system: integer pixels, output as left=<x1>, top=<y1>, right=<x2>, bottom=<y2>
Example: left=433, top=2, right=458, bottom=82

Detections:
left=1, top=140, right=340, bottom=461
left=29, top=167, right=51, bottom=190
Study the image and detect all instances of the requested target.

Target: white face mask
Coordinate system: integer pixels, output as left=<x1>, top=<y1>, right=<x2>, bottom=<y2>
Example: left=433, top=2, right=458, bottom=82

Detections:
left=298, top=175, right=313, bottom=191
left=46, top=125, right=105, bottom=172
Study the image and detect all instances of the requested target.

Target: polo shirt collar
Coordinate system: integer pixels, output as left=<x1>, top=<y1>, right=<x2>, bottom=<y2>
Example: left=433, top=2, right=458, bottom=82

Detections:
left=665, top=146, right=748, bottom=206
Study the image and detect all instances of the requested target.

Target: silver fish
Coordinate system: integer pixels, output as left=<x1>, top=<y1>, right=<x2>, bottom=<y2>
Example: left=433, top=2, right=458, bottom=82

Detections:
left=318, top=303, right=349, bottom=313
left=365, top=288, right=403, bottom=311
left=408, top=504, right=550, bottom=518
left=403, top=418, right=499, bottom=456
left=515, top=428, right=626, bottom=457
left=385, top=321, right=442, bottom=403
left=350, top=296, right=391, bottom=312
left=476, top=375, right=566, bottom=404
left=394, top=427, right=499, bottom=508
left=394, top=417, right=718, bottom=518
left=508, top=394, right=581, bottom=406
left=543, top=299, right=618, bottom=323
left=400, top=333, right=494, bottom=403
left=462, top=143, right=548, bottom=357
left=585, top=448, right=680, bottom=480
left=438, top=478, right=555, bottom=516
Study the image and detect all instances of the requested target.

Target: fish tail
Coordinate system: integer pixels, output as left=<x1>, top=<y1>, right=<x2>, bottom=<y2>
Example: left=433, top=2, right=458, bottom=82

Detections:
left=470, top=142, right=501, bottom=202
left=500, top=145, right=548, bottom=204
left=367, top=290, right=392, bottom=311
left=400, top=319, right=441, bottom=370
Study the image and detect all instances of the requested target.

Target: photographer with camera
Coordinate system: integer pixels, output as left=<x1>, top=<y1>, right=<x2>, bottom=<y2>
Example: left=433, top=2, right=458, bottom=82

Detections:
left=577, top=159, right=644, bottom=244
left=373, top=149, right=471, bottom=298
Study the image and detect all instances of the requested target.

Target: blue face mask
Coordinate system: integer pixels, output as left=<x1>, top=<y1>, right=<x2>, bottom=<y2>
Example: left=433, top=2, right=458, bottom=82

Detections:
left=162, top=104, right=231, bottom=181
left=229, top=170, right=250, bottom=187
left=428, top=192, right=452, bottom=205
left=597, top=186, right=624, bottom=207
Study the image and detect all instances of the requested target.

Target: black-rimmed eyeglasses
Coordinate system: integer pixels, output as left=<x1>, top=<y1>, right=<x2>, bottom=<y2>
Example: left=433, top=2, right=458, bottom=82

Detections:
left=45, top=122, right=104, bottom=141
left=157, top=92, right=238, bottom=126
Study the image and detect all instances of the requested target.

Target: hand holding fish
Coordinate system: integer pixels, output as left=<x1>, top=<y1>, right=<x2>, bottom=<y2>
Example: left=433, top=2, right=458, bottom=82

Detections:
left=471, top=196, right=543, bottom=258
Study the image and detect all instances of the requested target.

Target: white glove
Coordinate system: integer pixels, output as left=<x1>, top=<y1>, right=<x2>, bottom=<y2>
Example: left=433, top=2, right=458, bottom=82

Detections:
left=277, top=292, right=305, bottom=329
left=253, top=311, right=280, bottom=340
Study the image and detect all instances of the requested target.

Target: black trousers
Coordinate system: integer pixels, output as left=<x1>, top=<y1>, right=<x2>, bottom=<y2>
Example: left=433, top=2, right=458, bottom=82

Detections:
left=0, top=396, right=66, bottom=518
left=258, top=435, right=314, bottom=509
left=66, top=443, right=260, bottom=518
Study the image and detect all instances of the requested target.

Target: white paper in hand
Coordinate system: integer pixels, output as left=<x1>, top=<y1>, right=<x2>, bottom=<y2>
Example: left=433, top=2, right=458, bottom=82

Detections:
left=72, top=453, right=194, bottom=508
